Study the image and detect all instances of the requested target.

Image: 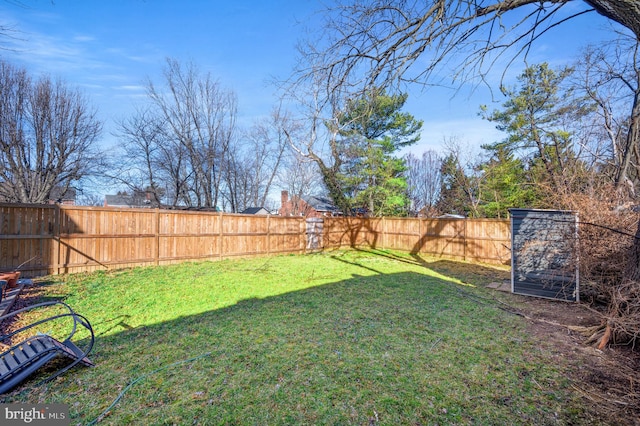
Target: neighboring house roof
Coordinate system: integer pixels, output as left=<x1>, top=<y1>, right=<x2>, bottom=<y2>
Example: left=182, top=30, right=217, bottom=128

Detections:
left=302, top=196, right=339, bottom=213
left=437, top=213, right=466, bottom=219
left=0, top=184, right=76, bottom=204
left=241, top=207, right=270, bottom=215
left=49, top=186, right=76, bottom=203
left=169, top=205, right=221, bottom=212
left=279, top=190, right=341, bottom=218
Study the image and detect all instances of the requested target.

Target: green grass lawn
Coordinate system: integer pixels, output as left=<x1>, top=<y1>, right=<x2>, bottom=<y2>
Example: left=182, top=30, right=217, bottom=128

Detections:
left=2, top=250, right=597, bottom=425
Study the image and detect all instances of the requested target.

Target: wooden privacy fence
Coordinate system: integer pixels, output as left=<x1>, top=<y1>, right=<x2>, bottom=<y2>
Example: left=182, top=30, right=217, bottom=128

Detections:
left=0, top=204, right=510, bottom=277
left=0, top=204, right=306, bottom=276
left=323, top=217, right=510, bottom=264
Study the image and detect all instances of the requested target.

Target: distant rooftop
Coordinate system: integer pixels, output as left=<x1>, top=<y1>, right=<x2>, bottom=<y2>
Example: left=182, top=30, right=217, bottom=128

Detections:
left=241, top=207, right=270, bottom=215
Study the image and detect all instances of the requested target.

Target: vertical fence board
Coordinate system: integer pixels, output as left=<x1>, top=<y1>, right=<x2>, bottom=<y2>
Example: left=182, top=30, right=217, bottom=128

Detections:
left=0, top=204, right=55, bottom=276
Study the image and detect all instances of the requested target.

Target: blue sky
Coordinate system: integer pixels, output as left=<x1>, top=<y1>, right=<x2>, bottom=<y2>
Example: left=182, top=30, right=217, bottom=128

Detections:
left=0, top=0, right=625, bottom=158
left=0, top=1, right=317, bottom=129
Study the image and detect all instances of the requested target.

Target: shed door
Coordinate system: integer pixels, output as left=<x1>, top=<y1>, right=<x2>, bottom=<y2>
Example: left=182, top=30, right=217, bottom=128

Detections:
left=510, top=209, right=579, bottom=302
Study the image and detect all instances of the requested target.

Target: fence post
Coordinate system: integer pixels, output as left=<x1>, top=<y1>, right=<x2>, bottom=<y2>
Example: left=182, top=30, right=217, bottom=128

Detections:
left=382, top=216, right=386, bottom=250
left=463, top=218, right=468, bottom=261
left=219, top=211, right=224, bottom=260
left=267, top=215, right=271, bottom=255
left=303, top=217, right=307, bottom=254
left=53, top=204, right=60, bottom=275
left=154, top=208, right=160, bottom=266
left=418, top=217, right=423, bottom=255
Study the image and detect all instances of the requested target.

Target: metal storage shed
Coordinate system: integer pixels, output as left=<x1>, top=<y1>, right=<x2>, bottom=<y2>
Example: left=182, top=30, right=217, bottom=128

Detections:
left=510, top=208, right=579, bottom=302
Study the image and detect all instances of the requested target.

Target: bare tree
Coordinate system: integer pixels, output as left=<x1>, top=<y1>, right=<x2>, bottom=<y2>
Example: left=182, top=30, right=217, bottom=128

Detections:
left=222, top=107, right=289, bottom=212
left=405, top=150, right=442, bottom=216
left=116, top=59, right=237, bottom=209
left=112, top=108, right=167, bottom=206
left=148, top=59, right=236, bottom=209
left=585, top=37, right=640, bottom=194
left=116, top=59, right=290, bottom=212
left=437, top=138, right=484, bottom=217
left=280, top=65, right=354, bottom=215
left=277, top=150, right=324, bottom=216
left=570, top=40, right=640, bottom=193
left=570, top=48, right=622, bottom=176
left=75, top=190, right=106, bottom=207
left=0, top=60, right=102, bottom=203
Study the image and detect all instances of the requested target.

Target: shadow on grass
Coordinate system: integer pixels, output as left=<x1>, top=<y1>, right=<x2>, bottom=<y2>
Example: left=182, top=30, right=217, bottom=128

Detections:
left=329, top=247, right=510, bottom=287
left=2, top=265, right=589, bottom=425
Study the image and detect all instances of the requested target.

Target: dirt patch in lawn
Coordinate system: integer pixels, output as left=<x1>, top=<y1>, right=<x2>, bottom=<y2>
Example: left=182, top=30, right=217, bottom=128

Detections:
left=489, top=282, right=640, bottom=426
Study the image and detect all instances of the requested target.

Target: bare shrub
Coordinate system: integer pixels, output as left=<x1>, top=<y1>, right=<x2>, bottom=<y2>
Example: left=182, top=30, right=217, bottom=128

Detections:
left=550, top=185, right=640, bottom=349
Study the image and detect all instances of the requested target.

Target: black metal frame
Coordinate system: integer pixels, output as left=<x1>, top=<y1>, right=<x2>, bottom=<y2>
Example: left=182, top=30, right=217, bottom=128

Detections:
left=0, top=301, right=95, bottom=393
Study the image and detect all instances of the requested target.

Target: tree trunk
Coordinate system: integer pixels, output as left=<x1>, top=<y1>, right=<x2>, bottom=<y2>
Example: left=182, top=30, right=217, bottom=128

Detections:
left=584, top=1, right=640, bottom=39
left=625, top=215, right=640, bottom=282
left=316, top=161, right=351, bottom=216
left=615, top=89, right=640, bottom=195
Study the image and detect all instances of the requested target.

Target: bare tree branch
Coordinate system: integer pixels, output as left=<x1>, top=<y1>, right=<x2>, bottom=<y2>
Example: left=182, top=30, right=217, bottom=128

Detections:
left=304, top=0, right=640, bottom=98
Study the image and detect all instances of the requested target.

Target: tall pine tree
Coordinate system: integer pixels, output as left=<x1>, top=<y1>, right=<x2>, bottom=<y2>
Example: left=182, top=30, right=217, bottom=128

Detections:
left=334, top=89, right=422, bottom=216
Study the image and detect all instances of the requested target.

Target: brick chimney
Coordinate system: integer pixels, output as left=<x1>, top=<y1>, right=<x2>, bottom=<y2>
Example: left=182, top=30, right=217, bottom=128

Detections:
left=280, top=190, right=289, bottom=216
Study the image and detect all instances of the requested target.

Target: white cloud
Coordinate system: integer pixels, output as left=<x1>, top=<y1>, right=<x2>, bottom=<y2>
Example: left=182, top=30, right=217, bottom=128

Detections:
left=5, top=25, right=107, bottom=74
left=114, top=85, right=146, bottom=91
left=73, top=35, right=95, bottom=42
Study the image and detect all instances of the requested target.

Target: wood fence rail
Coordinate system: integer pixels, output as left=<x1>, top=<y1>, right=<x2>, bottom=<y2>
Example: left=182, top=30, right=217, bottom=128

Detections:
left=0, top=204, right=510, bottom=277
